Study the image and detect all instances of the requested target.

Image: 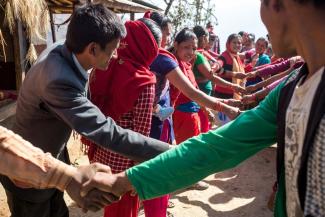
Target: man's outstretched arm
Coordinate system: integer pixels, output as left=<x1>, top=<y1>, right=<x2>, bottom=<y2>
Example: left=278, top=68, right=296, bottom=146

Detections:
left=0, top=126, right=117, bottom=211
left=0, top=126, right=75, bottom=190
left=80, top=80, right=284, bottom=200
left=42, top=82, right=170, bottom=162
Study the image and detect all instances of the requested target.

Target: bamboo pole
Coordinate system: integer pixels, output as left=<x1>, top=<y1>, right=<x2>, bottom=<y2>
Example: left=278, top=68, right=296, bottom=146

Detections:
left=13, top=21, right=26, bottom=91
left=49, top=10, right=57, bottom=43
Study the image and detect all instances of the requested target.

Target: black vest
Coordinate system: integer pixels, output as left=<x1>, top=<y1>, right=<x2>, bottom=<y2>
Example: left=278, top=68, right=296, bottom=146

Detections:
left=276, top=64, right=325, bottom=213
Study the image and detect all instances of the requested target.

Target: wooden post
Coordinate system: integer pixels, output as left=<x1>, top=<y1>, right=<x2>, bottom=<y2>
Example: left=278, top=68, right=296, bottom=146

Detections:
left=130, top=12, right=135, bottom=20
left=13, top=21, right=27, bottom=91
left=49, top=10, right=57, bottom=43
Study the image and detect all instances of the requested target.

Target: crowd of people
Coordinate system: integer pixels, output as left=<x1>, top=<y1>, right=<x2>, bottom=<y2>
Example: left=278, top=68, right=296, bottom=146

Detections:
left=0, top=0, right=324, bottom=217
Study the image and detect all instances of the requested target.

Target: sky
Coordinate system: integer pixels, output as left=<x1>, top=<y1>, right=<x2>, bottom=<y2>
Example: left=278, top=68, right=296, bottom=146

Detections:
left=150, top=0, right=268, bottom=51
left=212, top=0, right=268, bottom=51
left=48, top=0, right=268, bottom=51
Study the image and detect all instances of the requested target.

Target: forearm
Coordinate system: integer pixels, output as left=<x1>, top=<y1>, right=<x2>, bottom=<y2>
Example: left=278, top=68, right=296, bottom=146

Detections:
left=127, top=108, right=277, bottom=199
left=213, top=75, right=235, bottom=89
left=255, top=70, right=290, bottom=90
left=43, top=85, right=169, bottom=162
left=0, top=126, right=76, bottom=191
left=255, top=88, right=270, bottom=100
left=257, top=60, right=290, bottom=77
left=189, top=88, right=219, bottom=109
left=126, top=84, right=282, bottom=200
left=168, top=69, right=219, bottom=110
left=220, top=70, right=234, bottom=79
left=185, top=87, right=239, bottom=117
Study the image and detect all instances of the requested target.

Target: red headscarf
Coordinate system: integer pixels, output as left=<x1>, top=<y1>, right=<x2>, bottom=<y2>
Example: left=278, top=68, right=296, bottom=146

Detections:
left=143, top=11, right=152, bottom=18
left=82, top=20, right=158, bottom=159
left=89, top=20, right=158, bottom=120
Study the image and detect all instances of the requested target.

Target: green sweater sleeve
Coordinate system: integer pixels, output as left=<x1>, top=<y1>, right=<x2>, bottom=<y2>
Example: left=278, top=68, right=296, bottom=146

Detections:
left=127, top=82, right=284, bottom=200
left=195, top=53, right=207, bottom=66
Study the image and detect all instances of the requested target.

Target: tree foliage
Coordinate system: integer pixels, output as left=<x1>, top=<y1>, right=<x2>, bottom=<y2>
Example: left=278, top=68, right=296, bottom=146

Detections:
left=163, top=0, right=218, bottom=34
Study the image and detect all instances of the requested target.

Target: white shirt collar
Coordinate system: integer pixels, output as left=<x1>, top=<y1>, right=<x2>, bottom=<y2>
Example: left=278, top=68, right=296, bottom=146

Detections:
left=72, top=54, right=88, bottom=80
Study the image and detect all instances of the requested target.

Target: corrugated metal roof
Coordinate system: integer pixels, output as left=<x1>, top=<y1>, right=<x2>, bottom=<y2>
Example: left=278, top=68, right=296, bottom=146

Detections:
left=47, top=0, right=162, bottom=14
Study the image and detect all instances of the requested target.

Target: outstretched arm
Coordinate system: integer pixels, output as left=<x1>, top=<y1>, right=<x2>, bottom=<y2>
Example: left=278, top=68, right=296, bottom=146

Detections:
left=81, top=81, right=284, bottom=200
left=196, top=62, right=246, bottom=94
left=167, top=68, right=240, bottom=119
left=0, top=126, right=116, bottom=211
left=42, top=81, right=170, bottom=163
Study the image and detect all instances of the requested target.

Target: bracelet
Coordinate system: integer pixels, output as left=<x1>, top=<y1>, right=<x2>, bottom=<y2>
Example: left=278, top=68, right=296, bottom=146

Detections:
left=256, top=70, right=260, bottom=77
left=220, top=99, right=229, bottom=104
left=252, top=94, right=257, bottom=102
left=215, top=61, right=221, bottom=70
left=236, top=108, right=241, bottom=116
left=265, top=86, right=271, bottom=92
left=215, top=101, right=223, bottom=113
left=219, top=68, right=225, bottom=75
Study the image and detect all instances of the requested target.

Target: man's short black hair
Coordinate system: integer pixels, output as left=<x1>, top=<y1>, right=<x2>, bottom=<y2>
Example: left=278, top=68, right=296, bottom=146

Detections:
left=238, top=31, right=246, bottom=37
left=295, top=0, right=325, bottom=7
left=248, top=33, right=256, bottom=42
left=149, top=12, right=172, bottom=30
left=193, top=25, right=209, bottom=38
left=206, top=21, right=213, bottom=28
left=263, top=0, right=325, bottom=8
left=66, top=3, right=126, bottom=54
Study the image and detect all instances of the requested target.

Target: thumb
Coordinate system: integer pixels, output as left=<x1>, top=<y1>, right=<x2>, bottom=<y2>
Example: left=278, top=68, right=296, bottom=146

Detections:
left=80, top=172, right=113, bottom=197
left=91, top=163, right=112, bottom=173
left=80, top=179, right=93, bottom=197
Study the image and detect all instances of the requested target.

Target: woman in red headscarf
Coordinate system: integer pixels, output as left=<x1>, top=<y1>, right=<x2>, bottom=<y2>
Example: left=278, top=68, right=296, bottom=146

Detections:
left=213, top=34, right=247, bottom=124
left=83, top=18, right=168, bottom=217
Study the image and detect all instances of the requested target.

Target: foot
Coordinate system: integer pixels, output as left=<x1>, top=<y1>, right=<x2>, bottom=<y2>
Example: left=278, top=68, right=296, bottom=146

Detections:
left=167, top=201, right=175, bottom=208
left=187, top=181, right=209, bottom=191
left=167, top=211, right=174, bottom=217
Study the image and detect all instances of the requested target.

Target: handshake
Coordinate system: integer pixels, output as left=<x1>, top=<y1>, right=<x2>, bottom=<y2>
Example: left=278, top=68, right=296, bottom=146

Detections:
left=65, top=163, right=131, bottom=212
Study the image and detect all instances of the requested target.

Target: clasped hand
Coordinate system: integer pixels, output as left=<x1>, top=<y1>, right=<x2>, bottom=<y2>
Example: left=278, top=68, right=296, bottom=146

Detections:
left=66, top=163, right=121, bottom=213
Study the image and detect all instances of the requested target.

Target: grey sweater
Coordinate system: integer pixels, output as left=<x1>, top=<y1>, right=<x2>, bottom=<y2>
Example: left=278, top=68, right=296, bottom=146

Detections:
left=0, top=44, right=169, bottom=202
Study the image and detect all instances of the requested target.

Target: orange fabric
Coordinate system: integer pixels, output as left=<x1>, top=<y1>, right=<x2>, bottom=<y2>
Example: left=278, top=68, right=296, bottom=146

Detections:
left=198, top=109, right=210, bottom=133
left=228, top=51, right=245, bottom=100
left=173, top=110, right=201, bottom=144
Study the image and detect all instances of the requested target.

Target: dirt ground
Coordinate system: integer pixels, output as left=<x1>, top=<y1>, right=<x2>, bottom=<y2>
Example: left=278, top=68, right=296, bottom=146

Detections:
left=0, top=136, right=276, bottom=217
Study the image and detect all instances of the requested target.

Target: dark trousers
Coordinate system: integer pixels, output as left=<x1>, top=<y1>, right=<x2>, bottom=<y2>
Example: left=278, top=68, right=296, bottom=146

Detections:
left=6, top=190, right=69, bottom=217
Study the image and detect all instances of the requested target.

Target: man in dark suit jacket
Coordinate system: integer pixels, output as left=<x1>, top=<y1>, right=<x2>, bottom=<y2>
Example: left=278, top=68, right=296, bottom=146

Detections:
left=0, top=4, right=169, bottom=217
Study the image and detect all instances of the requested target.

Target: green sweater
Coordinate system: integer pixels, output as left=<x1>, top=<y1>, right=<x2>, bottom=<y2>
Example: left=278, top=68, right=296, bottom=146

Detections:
left=193, top=52, right=213, bottom=95
left=127, top=78, right=287, bottom=216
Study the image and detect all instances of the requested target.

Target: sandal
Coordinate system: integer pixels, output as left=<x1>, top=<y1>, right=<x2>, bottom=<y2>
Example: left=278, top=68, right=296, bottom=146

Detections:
left=167, top=211, right=174, bottom=217
left=167, top=201, right=175, bottom=208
